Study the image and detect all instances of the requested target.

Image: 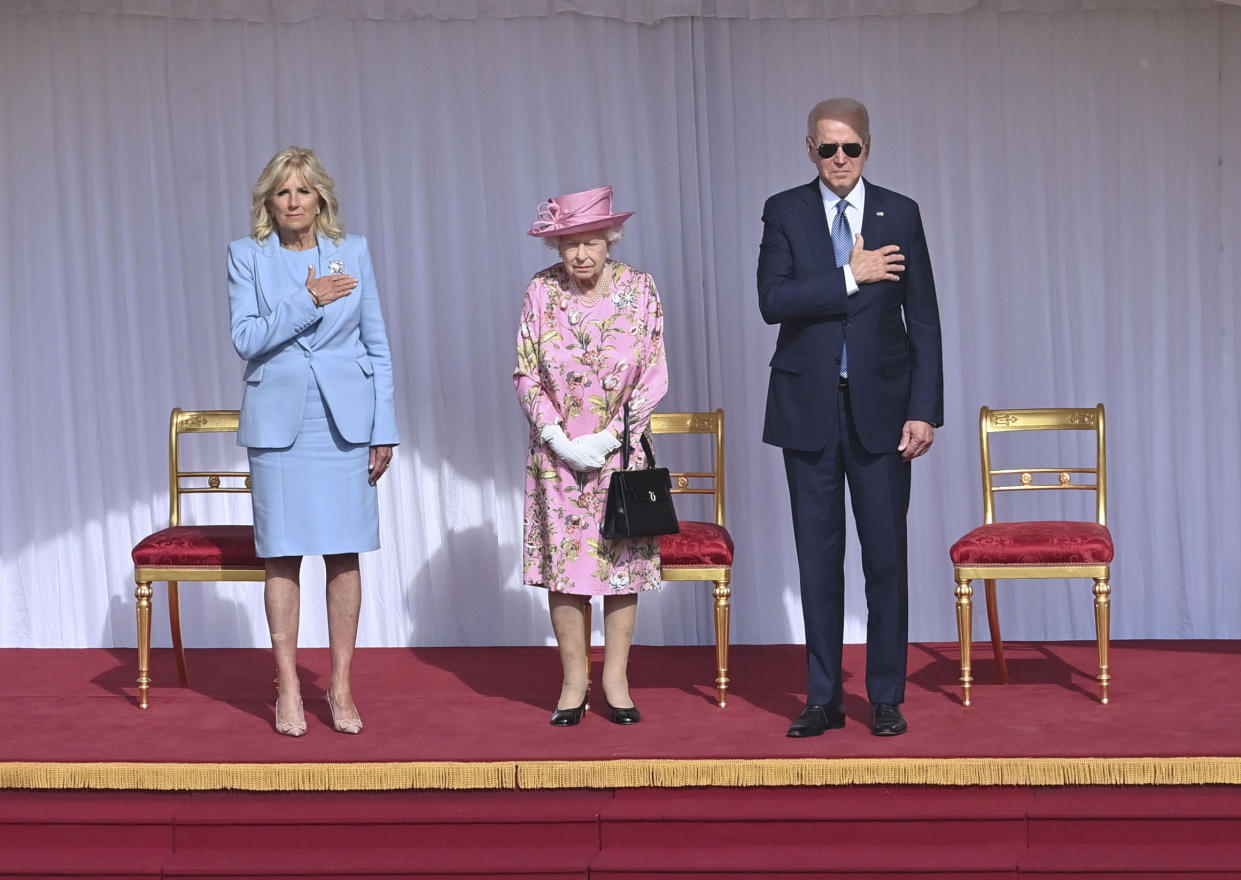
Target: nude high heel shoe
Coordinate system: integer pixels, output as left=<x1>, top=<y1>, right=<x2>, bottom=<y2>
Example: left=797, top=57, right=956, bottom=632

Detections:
left=327, top=692, right=364, bottom=734
left=274, top=681, right=307, bottom=737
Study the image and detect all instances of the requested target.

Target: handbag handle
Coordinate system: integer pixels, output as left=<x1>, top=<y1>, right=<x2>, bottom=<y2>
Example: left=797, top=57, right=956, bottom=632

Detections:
left=619, top=403, right=656, bottom=471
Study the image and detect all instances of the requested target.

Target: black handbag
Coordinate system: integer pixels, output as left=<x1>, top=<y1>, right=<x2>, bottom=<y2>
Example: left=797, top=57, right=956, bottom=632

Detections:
left=601, top=405, right=680, bottom=540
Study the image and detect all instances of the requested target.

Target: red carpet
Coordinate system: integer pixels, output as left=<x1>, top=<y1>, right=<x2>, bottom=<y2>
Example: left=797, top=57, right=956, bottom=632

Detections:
left=3, top=643, right=1241, bottom=878
left=1, top=640, right=1238, bottom=789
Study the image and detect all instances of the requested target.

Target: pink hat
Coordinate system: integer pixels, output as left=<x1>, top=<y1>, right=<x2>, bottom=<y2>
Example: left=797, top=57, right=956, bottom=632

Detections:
left=527, top=185, right=635, bottom=238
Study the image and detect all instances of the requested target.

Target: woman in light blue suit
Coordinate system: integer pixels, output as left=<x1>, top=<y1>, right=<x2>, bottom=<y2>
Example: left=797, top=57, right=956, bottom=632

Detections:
left=228, top=147, right=399, bottom=737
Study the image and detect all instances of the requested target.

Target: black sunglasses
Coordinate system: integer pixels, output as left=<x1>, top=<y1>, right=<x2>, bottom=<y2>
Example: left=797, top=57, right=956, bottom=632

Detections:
left=816, top=142, right=864, bottom=159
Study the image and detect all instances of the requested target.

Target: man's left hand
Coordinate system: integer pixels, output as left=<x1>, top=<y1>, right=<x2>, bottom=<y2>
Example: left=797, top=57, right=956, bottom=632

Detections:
left=898, top=421, right=934, bottom=461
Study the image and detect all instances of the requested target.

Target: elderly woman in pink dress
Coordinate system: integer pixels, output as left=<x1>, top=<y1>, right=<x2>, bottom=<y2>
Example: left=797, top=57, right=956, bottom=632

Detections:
left=514, top=186, right=669, bottom=726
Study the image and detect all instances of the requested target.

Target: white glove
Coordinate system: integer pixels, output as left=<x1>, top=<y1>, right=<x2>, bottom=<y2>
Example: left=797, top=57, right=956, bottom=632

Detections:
left=540, top=424, right=605, bottom=472
left=576, top=430, right=621, bottom=464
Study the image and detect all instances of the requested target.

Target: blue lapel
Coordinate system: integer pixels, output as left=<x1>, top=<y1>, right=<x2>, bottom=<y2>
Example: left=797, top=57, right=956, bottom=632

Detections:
left=797, top=179, right=834, bottom=270
left=858, top=178, right=889, bottom=245
left=255, top=234, right=281, bottom=314
left=256, top=234, right=328, bottom=351
left=310, top=235, right=347, bottom=346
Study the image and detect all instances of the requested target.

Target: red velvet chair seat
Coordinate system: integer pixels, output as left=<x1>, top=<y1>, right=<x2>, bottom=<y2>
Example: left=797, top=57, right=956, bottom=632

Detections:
left=660, top=520, right=734, bottom=567
left=132, top=525, right=262, bottom=568
left=950, top=521, right=1114, bottom=566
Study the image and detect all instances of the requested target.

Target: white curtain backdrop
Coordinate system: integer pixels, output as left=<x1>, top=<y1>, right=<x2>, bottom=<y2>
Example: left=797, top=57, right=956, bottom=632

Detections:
left=1, top=1, right=1238, bottom=651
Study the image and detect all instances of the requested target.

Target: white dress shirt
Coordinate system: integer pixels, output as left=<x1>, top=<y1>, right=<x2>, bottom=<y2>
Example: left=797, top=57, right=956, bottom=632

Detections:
left=819, top=176, right=865, bottom=296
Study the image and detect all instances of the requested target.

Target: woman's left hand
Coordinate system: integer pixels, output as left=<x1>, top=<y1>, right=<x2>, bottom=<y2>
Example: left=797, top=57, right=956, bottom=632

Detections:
left=368, top=445, right=394, bottom=485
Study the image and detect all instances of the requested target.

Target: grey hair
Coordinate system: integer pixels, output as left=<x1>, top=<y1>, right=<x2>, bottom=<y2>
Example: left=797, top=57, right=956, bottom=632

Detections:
left=806, top=98, right=871, bottom=143
left=543, top=225, right=625, bottom=250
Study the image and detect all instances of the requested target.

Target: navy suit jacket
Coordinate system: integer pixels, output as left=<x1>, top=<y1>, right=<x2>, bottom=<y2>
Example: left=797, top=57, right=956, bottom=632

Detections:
left=757, top=178, right=943, bottom=454
left=227, top=233, right=399, bottom=449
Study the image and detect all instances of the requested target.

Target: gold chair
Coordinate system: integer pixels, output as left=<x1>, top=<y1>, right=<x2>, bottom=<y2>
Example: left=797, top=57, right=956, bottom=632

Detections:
left=583, top=410, right=735, bottom=705
left=949, top=404, right=1113, bottom=706
left=583, top=410, right=733, bottom=708
left=652, top=410, right=734, bottom=707
left=130, top=409, right=262, bottom=709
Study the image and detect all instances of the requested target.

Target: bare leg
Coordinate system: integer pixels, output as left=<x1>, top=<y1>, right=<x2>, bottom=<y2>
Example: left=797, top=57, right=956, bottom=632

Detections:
left=549, top=592, right=591, bottom=710
left=602, top=593, right=638, bottom=709
left=265, top=556, right=304, bottom=731
left=325, top=553, right=363, bottom=729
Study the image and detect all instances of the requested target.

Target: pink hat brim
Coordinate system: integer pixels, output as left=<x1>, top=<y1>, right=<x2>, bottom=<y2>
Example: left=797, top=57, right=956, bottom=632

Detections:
left=527, top=211, right=635, bottom=238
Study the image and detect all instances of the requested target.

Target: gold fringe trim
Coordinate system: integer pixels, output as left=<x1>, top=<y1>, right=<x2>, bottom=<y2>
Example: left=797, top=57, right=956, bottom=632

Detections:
left=4, top=757, right=1241, bottom=791
left=0, top=762, right=514, bottom=791
left=514, top=757, right=1241, bottom=789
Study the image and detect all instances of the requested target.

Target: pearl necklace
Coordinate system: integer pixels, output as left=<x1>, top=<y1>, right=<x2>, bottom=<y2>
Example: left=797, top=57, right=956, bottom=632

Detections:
left=568, top=262, right=612, bottom=307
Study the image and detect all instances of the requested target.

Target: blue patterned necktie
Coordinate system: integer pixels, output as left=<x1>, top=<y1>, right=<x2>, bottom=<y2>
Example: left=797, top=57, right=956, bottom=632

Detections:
left=831, top=200, right=852, bottom=377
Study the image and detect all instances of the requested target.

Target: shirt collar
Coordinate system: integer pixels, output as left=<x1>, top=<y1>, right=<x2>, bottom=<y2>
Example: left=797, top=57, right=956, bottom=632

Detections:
left=818, top=176, right=865, bottom=212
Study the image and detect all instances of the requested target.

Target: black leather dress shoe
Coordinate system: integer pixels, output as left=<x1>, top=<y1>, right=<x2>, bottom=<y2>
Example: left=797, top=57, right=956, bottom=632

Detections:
left=870, top=702, right=908, bottom=736
left=550, top=690, right=590, bottom=726
left=786, top=703, right=846, bottom=737
left=607, top=703, right=641, bottom=725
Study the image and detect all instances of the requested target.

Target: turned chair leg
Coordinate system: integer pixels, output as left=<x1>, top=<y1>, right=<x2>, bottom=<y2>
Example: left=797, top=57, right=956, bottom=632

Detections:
left=983, top=579, right=1009, bottom=684
left=1094, top=577, right=1112, bottom=704
left=955, top=578, right=974, bottom=706
left=713, top=577, right=731, bottom=707
left=135, top=580, right=153, bottom=709
left=168, top=581, right=189, bottom=688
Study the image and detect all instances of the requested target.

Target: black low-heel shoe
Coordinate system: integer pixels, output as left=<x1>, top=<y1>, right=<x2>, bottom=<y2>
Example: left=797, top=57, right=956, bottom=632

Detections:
left=550, top=691, right=590, bottom=726
left=607, top=703, right=641, bottom=725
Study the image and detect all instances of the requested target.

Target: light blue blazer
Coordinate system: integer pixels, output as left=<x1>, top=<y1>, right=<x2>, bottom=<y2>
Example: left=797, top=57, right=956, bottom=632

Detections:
left=227, top=233, right=399, bottom=449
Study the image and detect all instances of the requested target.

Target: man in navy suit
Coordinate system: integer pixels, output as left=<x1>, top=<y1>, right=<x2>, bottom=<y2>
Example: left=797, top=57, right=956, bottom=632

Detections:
left=757, top=98, right=943, bottom=737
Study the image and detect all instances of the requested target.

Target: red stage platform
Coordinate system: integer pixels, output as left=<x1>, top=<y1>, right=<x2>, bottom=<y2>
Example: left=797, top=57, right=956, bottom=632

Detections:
left=1, top=641, right=1238, bottom=789
left=2, top=642, right=1240, bottom=878
left=5, top=785, right=1241, bottom=878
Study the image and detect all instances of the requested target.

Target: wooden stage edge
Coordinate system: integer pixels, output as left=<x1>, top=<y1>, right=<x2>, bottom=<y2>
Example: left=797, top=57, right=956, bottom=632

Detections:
left=4, top=756, right=1241, bottom=791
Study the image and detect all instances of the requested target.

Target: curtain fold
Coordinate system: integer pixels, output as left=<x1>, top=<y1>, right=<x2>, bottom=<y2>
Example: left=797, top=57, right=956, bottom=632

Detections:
left=2, top=4, right=1238, bottom=649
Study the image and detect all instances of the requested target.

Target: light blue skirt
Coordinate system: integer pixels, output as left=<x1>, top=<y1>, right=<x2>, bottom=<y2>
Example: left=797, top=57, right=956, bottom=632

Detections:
left=248, top=376, right=379, bottom=558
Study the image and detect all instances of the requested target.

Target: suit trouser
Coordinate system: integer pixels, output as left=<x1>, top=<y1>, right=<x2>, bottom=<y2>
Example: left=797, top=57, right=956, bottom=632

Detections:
left=782, top=388, right=911, bottom=707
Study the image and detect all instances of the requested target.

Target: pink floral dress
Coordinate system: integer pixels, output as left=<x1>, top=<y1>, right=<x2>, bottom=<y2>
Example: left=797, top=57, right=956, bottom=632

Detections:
left=514, top=260, right=669, bottom=595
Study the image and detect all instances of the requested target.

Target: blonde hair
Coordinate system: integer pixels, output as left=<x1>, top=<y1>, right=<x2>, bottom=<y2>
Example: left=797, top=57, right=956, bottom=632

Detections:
left=250, top=147, right=345, bottom=244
